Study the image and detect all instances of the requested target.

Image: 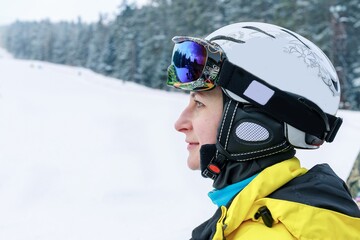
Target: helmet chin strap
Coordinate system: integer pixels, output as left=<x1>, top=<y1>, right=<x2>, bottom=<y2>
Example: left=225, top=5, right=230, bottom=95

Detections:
left=200, top=91, right=234, bottom=180
left=200, top=144, right=226, bottom=180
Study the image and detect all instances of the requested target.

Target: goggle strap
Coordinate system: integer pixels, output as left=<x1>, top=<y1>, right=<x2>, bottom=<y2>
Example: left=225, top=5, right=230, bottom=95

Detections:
left=218, top=59, right=342, bottom=142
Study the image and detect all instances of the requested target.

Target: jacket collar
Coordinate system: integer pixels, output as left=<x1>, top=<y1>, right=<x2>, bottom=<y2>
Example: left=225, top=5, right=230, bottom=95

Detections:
left=223, top=157, right=307, bottom=235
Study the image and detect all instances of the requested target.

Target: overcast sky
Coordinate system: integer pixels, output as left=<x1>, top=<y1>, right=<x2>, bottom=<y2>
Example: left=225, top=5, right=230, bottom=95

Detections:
left=0, top=0, right=148, bottom=26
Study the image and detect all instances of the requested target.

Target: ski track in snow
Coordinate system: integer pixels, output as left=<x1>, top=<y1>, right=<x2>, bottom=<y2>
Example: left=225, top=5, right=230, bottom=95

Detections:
left=0, top=47, right=359, bottom=239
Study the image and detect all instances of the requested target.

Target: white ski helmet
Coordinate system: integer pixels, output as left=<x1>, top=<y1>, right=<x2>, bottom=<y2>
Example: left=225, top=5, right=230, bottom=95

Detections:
left=205, top=22, right=342, bottom=149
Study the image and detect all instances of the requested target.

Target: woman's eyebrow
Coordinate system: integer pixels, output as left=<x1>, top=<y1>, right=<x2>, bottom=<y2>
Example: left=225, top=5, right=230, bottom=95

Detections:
left=190, top=92, right=205, bottom=99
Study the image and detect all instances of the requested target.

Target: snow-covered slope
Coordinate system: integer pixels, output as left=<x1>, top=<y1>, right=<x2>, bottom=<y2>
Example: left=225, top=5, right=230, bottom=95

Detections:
left=0, top=47, right=359, bottom=239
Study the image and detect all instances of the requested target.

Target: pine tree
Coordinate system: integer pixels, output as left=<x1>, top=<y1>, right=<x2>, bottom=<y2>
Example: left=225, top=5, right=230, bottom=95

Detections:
left=112, top=4, right=139, bottom=83
left=342, top=0, right=360, bottom=110
left=86, top=15, right=109, bottom=73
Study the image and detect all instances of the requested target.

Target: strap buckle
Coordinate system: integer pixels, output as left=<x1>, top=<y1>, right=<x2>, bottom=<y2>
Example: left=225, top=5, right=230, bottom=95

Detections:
left=202, top=154, right=227, bottom=180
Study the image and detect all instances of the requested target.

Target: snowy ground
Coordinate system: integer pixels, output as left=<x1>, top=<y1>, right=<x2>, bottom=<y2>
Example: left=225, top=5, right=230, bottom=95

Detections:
left=0, top=47, right=359, bottom=239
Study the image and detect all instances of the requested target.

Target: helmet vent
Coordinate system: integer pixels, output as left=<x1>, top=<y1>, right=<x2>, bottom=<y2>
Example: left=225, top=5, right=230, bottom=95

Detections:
left=281, top=28, right=310, bottom=49
left=235, top=122, right=269, bottom=142
left=242, top=26, right=275, bottom=39
left=332, top=78, right=339, bottom=92
left=209, top=35, right=245, bottom=44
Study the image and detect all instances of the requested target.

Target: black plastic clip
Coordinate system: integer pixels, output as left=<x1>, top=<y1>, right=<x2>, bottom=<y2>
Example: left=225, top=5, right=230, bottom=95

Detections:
left=255, top=206, right=274, bottom=228
left=201, top=154, right=227, bottom=180
left=325, top=117, right=343, bottom=142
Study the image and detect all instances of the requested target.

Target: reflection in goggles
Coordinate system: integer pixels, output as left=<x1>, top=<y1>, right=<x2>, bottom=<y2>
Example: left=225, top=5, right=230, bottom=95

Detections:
left=172, top=41, right=207, bottom=83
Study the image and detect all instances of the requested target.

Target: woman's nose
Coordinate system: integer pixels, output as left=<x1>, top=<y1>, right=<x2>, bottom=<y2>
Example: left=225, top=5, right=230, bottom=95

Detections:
left=174, top=107, right=192, bottom=133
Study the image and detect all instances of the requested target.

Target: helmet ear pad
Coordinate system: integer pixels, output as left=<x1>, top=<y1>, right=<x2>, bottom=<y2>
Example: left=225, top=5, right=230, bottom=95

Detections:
left=217, top=102, right=292, bottom=161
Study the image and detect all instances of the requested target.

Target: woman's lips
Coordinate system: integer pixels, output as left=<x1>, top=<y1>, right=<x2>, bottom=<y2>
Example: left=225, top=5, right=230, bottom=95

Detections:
left=187, top=142, right=199, bottom=150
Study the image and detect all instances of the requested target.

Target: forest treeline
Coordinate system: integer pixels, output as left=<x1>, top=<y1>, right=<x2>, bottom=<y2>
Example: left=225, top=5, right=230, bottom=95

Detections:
left=1, top=0, right=360, bottom=109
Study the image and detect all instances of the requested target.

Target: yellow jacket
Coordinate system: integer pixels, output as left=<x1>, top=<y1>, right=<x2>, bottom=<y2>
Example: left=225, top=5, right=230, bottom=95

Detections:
left=194, top=158, right=360, bottom=240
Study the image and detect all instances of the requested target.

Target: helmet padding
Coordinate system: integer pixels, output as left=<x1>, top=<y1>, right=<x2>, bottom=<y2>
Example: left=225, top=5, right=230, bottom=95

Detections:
left=216, top=98, right=293, bottom=161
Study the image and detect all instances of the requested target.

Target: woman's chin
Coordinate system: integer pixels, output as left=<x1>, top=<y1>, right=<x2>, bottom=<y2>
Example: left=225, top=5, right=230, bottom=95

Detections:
left=187, top=156, right=200, bottom=170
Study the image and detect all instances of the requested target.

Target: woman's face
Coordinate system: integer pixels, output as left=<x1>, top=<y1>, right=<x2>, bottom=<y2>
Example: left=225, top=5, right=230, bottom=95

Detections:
left=175, top=87, right=223, bottom=170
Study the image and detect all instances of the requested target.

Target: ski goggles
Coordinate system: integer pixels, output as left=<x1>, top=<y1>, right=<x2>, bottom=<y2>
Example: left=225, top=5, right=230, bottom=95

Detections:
left=167, top=36, right=226, bottom=91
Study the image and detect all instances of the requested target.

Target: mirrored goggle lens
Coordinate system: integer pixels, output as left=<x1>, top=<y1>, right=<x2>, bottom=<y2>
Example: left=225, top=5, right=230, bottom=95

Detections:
left=171, top=41, right=207, bottom=83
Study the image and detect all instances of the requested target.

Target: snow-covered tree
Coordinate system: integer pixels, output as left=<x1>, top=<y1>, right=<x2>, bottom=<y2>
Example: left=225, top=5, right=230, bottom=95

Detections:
left=2, top=0, right=359, bottom=108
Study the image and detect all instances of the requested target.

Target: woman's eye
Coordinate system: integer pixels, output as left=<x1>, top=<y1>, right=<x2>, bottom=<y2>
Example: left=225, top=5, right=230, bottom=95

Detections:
left=194, top=100, right=205, bottom=108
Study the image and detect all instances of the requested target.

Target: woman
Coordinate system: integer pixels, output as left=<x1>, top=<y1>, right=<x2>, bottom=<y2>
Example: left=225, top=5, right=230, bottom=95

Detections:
left=167, top=22, right=360, bottom=239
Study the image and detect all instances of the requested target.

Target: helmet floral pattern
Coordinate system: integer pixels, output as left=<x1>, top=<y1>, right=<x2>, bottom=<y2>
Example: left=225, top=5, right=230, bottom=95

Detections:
left=284, top=41, right=340, bottom=96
